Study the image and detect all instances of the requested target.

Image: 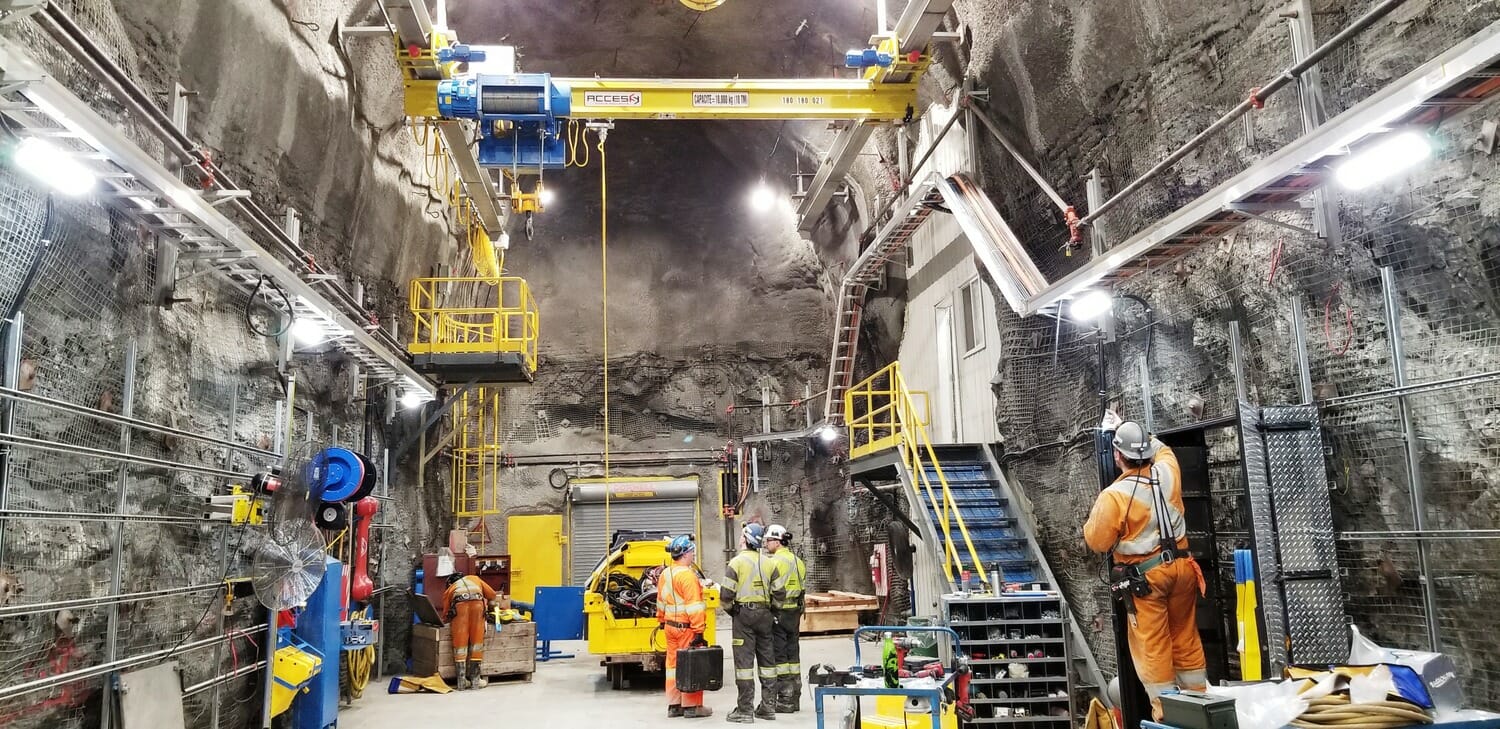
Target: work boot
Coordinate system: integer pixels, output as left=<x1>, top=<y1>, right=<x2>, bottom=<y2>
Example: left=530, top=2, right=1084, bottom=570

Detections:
left=684, top=706, right=714, bottom=719
left=468, top=661, right=485, bottom=689
left=755, top=704, right=777, bottom=721
left=455, top=674, right=469, bottom=691
left=780, top=684, right=800, bottom=713
left=773, top=696, right=793, bottom=714
left=669, top=705, right=684, bottom=718
left=725, top=707, right=755, bottom=724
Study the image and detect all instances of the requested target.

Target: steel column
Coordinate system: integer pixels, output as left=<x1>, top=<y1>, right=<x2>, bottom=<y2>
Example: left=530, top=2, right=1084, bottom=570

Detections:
left=101, top=342, right=136, bottom=729
left=1229, top=321, right=1249, bottom=403
left=0, top=312, right=19, bottom=559
left=1138, top=354, right=1155, bottom=432
left=1379, top=266, right=1441, bottom=651
left=1086, top=168, right=1106, bottom=257
left=210, top=381, right=238, bottom=729
left=1291, top=296, right=1315, bottom=404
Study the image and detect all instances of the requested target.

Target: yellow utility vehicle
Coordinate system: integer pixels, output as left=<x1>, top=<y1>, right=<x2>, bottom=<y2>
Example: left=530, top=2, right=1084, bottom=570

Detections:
left=583, top=532, right=720, bottom=689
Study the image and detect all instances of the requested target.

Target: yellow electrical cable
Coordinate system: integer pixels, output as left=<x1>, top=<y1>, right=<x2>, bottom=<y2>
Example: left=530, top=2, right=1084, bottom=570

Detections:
left=599, top=130, right=611, bottom=540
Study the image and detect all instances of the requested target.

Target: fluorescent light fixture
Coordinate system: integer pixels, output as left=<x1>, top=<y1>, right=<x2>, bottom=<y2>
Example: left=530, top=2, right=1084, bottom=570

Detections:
left=537, top=185, right=555, bottom=206
left=815, top=425, right=840, bottom=443
left=13, top=138, right=97, bottom=196
left=1334, top=130, right=1431, bottom=191
left=748, top=181, right=776, bottom=213
left=399, top=391, right=427, bottom=409
left=1069, top=289, right=1113, bottom=322
left=290, top=318, right=323, bottom=345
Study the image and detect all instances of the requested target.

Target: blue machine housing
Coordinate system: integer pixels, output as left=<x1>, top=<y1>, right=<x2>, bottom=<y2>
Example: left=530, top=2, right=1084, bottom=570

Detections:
left=437, top=73, right=572, bottom=172
left=293, top=557, right=343, bottom=729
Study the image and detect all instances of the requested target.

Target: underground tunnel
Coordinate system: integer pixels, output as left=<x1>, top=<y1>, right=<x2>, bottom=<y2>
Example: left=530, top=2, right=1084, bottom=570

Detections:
left=0, top=1, right=1497, bottom=728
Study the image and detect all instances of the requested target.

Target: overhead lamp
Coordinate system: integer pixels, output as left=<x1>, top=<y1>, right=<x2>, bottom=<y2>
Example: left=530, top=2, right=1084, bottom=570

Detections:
left=399, top=391, right=427, bottom=410
left=1068, top=289, right=1114, bottom=322
left=12, top=138, right=97, bottom=196
left=748, top=180, right=776, bottom=213
left=815, top=424, right=840, bottom=443
left=537, top=185, right=555, bottom=206
left=1334, top=130, right=1431, bottom=191
left=290, top=318, right=323, bottom=346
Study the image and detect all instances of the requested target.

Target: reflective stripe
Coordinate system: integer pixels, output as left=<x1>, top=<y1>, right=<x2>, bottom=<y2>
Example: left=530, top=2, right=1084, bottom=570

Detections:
left=758, top=667, right=778, bottom=679
left=676, top=602, right=706, bottom=615
left=777, top=663, right=796, bottom=676
left=727, top=550, right=772, bottom=603
left=735, top=669, right=755, bottom=681
left=1107, top=465, right=1187, bottom=556
left=788, top=662, right=801, bottom=674
left=665, top=669, right=677, bottom=679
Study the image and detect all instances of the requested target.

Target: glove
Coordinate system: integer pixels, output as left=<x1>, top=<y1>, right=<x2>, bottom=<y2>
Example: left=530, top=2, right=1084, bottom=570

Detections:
left=726, top=604, right=741, bottom=618
left=690, top=632, right=708, bottom=648
left=1099, top=409, right=1123, bottom=432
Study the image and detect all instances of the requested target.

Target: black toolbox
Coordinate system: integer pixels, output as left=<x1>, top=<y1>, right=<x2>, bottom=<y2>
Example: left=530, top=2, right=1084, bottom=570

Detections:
left=676, top=646, right=724, bottom=692
left=1160, top=691, right=1238, bottom=729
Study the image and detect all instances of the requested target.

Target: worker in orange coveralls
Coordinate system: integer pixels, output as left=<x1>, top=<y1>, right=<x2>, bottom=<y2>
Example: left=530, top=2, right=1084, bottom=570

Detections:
left=442, top=570, right=499, bottom=690
left=658, top=535, right=713, bottom=719
left=1084, top=410, right=1208, bottom=721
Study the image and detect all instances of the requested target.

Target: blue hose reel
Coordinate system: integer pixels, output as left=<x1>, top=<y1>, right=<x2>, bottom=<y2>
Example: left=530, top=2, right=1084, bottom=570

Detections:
left=311, top=447, right=368, bottom=503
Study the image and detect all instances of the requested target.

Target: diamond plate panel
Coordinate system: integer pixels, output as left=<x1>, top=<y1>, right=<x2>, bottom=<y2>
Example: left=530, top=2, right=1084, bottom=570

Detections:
left=1284, top=580, right=1349, bottom=663
left=1239, top=403, right=1289, bottom=672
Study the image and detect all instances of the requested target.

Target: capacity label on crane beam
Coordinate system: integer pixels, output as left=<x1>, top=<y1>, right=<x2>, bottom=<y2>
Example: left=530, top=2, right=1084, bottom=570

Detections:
left=692, top=91, right=750, bottom=107
left=583, top=91, right=642, bottom=107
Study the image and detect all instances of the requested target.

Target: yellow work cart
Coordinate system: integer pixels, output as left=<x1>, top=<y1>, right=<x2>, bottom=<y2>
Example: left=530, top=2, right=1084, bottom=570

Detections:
left=582, top=538, right=720, bottom=689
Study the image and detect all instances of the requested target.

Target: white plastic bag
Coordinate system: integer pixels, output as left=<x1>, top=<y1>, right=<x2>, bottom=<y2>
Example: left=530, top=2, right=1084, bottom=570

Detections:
left=1205, top=681, right=1308, bottom=729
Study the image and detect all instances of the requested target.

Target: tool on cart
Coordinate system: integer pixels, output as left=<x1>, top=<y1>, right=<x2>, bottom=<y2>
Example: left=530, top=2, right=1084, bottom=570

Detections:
left=814, top=626, right=968, bottom=729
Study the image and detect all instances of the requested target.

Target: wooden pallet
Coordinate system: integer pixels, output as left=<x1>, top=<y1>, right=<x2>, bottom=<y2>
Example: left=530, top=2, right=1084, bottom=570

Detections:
left=800, top=591, right=879, bottom=634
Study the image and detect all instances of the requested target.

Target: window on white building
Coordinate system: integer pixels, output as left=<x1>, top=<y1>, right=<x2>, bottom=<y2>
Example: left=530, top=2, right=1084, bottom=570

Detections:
left=960, top=278, right=985, bottom=356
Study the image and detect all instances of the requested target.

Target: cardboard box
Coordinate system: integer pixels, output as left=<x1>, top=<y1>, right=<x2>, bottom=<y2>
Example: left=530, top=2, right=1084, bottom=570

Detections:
left=411, top=621, right=535, bottom=680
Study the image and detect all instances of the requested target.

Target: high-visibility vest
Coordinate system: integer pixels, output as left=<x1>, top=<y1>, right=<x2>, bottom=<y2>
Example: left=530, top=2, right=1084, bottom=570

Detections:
left=771, top=549, right=806, bottom=609
left=657, top=565, right=707, bottom=626
left=726, top=549, right=773, bottom=604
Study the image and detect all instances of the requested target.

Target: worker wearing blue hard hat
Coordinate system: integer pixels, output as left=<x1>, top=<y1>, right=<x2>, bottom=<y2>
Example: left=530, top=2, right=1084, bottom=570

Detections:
left=659, top=535, right=712, bottom=719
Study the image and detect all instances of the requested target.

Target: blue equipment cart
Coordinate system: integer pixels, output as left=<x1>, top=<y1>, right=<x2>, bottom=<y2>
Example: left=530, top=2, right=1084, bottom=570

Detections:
left=814, top=625, right=966, bottom=729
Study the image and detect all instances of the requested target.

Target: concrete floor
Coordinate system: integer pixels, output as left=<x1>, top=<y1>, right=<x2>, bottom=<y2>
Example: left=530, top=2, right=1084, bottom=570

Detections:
left=344, top=630, right=859, bottom=728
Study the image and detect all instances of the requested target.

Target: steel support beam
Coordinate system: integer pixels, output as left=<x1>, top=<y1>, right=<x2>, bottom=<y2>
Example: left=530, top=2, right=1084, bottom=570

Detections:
left=0, top=39, right=436, bottom=397
left=1380, top=267, right=1442, bottom=651
left=1024, top=19, right=1500, bottom=315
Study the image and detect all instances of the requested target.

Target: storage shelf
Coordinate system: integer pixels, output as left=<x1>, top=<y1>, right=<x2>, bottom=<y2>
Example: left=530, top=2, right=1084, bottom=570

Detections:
left=968, top=716, right=1072, bottom=724
left=971, top=677, right=1069, bottom=685
left=950, top=619, right=1065, bottom=627
left=958, top=638, right=1064, bottom=646
left=971, top=696, right=1071, bottom=704
left=971, top=657, right=1066, bottom=665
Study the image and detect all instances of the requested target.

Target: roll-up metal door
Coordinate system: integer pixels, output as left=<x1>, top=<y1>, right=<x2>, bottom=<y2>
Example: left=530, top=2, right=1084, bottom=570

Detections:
left=568, top=478, right=699, bottom=587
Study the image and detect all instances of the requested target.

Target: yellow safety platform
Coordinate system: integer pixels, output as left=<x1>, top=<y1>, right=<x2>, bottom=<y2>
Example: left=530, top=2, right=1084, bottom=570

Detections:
left=844, top=362, right=989, bottom=586
left=408, top=276, right=539, bottom=384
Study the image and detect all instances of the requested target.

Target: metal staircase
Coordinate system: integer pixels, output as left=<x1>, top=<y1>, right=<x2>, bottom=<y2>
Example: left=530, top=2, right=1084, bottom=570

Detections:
left=844, top=365, right=1107, bottom=704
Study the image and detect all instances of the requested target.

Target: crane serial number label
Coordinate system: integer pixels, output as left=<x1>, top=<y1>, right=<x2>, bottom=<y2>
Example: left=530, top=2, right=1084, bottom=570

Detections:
left=780, top=96, right=827, bottom=105
left=583, top=91, right=643, bottom=107
left=692, top=92, right=750, bottom=107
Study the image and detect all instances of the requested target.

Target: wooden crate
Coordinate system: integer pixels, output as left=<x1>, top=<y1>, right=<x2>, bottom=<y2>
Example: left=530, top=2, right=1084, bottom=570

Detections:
left=800, top=591, right=879, bottom=634
left=411, top=621, right=536, bottom=681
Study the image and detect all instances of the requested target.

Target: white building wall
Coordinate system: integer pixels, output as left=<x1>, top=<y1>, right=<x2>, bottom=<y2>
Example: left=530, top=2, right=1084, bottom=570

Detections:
left=895, top=101, right=1003, bottom=445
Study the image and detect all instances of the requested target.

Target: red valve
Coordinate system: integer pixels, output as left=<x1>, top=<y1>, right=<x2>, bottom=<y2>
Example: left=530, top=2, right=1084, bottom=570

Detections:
left=350, top=497, right=379, bottom=603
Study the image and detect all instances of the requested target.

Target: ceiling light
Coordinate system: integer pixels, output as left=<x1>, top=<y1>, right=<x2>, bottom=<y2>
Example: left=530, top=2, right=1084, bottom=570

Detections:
left=815, top=425, right=840, bottom=443
left=400, top=391, right=427, bottom=409
left=1069, top=290, right=1114, bottom=322
left=749, top=181, right=776, bottom=213
left=537, top=185, right=555, bottom=206
left=13, top=138, right=97, bottom=196
left=290, top=318, right=323, bottom=346
left=1334, top=130, right=1431, bottom=191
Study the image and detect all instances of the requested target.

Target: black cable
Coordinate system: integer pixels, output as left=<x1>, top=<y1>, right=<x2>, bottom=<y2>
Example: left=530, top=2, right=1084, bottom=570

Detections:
left=164, top=519, right=252, bottom=660
left=244, top=275, right=293, bottom=338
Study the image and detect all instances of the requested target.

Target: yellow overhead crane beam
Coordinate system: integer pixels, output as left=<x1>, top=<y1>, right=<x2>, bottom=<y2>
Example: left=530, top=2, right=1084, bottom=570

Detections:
left=558, top=77, right=918, bottom=121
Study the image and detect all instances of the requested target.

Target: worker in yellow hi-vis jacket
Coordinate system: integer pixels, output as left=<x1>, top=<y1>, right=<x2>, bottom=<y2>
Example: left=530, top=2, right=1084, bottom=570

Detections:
left=766, top=524, right=807, bottom=713
left=721, top=523, right=782, bottom=724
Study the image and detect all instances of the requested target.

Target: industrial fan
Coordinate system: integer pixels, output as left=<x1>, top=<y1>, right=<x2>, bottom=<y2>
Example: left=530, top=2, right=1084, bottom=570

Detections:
left=251, top=444, right=331, bottom=610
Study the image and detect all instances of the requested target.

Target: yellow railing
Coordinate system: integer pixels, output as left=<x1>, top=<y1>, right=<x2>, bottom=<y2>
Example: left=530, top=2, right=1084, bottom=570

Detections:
left=452, top=386, right=502, bottom=517
left=845, top=362, right=988, bottom=587
left=408, top=276, right=540, bottom=373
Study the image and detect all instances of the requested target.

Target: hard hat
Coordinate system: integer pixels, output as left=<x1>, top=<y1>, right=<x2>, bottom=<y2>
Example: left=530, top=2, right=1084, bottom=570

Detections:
left=1111, top=421, right=1154, bottom=460
left=765, top=524, right=788, bottom=543
left=445, top=571, right=465, bottom=584
left=667, top=534, right=696, bottom=558
left=743, top=523, right=766, bottom=549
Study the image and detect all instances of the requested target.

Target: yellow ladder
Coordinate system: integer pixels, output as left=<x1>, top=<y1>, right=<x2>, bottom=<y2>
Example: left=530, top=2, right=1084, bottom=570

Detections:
left=452, top=386, right=502, bottom=517
left=845, top=362, right=988, bottom=587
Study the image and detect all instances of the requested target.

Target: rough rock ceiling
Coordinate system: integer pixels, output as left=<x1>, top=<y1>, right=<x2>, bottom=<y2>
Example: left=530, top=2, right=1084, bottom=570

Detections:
left=446, top=0, right=876, bottom=78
